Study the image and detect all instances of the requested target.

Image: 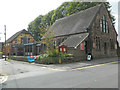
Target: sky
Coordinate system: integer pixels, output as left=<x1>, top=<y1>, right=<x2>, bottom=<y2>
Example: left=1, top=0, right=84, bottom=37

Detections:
left=0, top=0, right=119, bottom=42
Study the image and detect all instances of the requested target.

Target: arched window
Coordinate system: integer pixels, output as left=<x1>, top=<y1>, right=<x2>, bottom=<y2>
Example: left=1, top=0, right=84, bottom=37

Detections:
left=100, top=15, right=109, bottom=33
left=103, top=15, right=106, bottom=33
left=106, top=21, right=109, bottom=33
left=95, top=37, right=100, bottom=50
left=100, top=19, right=103, bottom=32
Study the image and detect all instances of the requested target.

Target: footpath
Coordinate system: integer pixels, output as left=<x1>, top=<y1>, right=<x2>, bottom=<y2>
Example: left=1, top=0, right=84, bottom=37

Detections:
left=39, top=57, right=119, bottom=71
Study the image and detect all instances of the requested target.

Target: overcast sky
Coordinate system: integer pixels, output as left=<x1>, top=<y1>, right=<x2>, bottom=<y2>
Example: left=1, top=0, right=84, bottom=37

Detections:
left=0, top=0, right=119, bottom=42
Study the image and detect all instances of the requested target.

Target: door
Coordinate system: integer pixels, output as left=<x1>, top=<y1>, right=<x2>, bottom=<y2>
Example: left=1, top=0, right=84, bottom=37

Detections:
left=104, top=42, right=107, bottom=55
left=85, top=41, right=88, bottom=54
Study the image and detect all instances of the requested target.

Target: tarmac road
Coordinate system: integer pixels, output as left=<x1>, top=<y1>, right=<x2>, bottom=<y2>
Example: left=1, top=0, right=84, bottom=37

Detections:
left=0, top=57, right=119, bottom=88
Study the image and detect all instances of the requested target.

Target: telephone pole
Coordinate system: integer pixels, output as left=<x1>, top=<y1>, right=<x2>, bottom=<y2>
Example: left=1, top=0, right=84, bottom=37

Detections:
left=0, top=33, right=2, bottom=40
left=4, top=25, right=6, bottom=61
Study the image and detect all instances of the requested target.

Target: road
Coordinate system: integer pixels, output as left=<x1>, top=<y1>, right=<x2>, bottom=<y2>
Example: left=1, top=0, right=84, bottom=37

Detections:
left=0, top=58, right=119, bottom=88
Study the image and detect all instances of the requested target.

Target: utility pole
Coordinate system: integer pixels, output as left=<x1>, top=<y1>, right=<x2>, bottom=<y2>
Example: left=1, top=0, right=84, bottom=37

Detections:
left=4, top=25, right=6, bottom=61
left=0, top=33, right=2, bottom=40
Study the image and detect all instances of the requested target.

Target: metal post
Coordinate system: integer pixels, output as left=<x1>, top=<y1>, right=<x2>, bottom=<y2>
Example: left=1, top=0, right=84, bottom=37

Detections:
left=4, top=25, right=6, bottom=61
left=0, top=33, right=2, bottom=41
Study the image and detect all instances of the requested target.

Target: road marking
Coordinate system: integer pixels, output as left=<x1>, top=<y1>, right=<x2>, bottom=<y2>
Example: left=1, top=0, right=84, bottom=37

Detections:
left=42, top=67, right=66, bottom=71
left=72, top=61, right=119, bottom=71
left=41, top=61, right=119, bottom=71
left=0, top=76, right=8, bottom=84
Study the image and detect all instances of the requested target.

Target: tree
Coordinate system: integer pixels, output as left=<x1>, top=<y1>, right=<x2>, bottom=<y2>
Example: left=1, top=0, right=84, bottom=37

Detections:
left=39, top=25, right=56, bottom=53
left=28, top=15, right=43, bottom=41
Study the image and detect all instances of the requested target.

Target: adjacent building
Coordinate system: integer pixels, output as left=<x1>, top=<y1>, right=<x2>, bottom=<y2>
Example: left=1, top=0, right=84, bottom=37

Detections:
left=4, top=29, right=36, bottom=56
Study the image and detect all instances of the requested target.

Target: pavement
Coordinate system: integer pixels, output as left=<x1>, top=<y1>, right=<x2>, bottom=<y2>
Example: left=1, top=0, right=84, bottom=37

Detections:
left=39, top=57, right=119, bottom=71
left=0, top=57, right=119, bottom=85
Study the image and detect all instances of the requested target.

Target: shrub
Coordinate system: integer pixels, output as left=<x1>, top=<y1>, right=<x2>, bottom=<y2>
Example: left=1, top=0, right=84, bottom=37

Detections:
left=36, top=52, right=73, bottom=60
left=47, top=49, right=59, bottom=57
left=65, top=53, right=74, bottom=57
left=0, top=52, right=3, bottom=55
left=35, top=48, right=74, bottom=64
left=13, top=55, right=16, bottom=57
left=39, top=54, right=48, bottom=58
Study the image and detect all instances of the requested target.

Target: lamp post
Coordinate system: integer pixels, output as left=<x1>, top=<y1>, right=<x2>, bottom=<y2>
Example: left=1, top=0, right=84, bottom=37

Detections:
left=4, top=25, right=6, bottom=61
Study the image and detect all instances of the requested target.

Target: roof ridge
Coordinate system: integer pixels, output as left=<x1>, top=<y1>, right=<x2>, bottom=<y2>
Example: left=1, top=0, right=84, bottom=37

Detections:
left=6, top=29, right=28, bottom=43
left=56, top=3, right=101, bottom=22
left=49, top=3, right=103, bottom=37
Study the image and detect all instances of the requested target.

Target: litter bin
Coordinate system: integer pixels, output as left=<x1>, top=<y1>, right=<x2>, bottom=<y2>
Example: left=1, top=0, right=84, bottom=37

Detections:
left=27, top=56, right=35, bottom=62
left=87, top=53, right=92, bottom=61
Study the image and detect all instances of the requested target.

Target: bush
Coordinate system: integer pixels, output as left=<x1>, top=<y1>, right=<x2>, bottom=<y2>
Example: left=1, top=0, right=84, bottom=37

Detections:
left=35, top=49, right=74, bottom=64
left=0, top=52, right=3, bottom=55
left=47, top=49, right=59, bottom=57
left=13, top=55, right=16, bottom=57
left=39, top=54, right=48, bottom=59
left=65, top=53, right=74, bottom=57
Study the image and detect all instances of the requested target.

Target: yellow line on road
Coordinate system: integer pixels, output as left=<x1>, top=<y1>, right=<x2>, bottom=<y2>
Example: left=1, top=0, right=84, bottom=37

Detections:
left=72, top=61, right=119, bottom=71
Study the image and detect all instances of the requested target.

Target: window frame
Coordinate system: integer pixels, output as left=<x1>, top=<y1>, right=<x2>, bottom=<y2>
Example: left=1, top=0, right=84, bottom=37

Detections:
left=100, top=19, right=103, bottom=32
left=80, top=42, right=85, bottom=51
left=95, top=37, right=100, bottom=50
left=21, top=38, right=24, bottom=44
left=15, top=40, right=18, bottom=44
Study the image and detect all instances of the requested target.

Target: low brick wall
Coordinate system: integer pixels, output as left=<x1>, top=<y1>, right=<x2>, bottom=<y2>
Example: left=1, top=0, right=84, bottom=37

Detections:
left=10, top=56, right=28, bottom=62
left=35, top=57, right=59, bottom=64
left=9, top=56, right=86, bottom=64
left=35, top=56, right=76, bottom=64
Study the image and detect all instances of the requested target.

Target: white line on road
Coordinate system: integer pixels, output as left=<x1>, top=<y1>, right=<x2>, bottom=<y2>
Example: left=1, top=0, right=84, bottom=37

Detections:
left=0, top=76, right=8, bottom=84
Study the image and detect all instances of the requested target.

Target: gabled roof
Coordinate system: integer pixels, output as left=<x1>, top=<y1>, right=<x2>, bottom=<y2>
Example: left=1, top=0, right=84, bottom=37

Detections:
left=49, top=4, right=102, bottom=37
left=61, top=33, right=89, bottom=48
left=6, top=29, right=31, bottom=43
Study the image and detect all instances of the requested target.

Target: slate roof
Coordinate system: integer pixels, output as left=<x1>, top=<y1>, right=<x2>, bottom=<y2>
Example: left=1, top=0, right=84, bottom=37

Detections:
left=49, top=4, right=102, bottom=37
left=6, top=29, right=31, bottom=43
left=60, top=33, right=89, bottom=48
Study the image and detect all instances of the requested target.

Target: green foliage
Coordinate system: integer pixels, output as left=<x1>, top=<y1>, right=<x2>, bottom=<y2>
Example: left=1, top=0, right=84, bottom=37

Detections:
left=35, top=48, right=74, bottom=64
left=13, top=55, right=16, bottom=57
left=38, top=54, right=48, bottom=59
left=64, top=53, right=74, bottom=57
left=35, top=49, right=74, bottom=60
left=46, top=49, right=59, bottom=57
left=0, top=52, right=3, bottom=54
left=46, top=49, right=74, bottom=58
left=39, top=25, right=56, bottom=52
left=28, top=2, right=115, bottom=41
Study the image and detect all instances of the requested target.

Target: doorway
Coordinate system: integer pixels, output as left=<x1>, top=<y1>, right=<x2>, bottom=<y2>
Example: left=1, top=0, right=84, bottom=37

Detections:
left=104, top=42, right=107, bottom=55
left=85, top=41, right=88, bottom=54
